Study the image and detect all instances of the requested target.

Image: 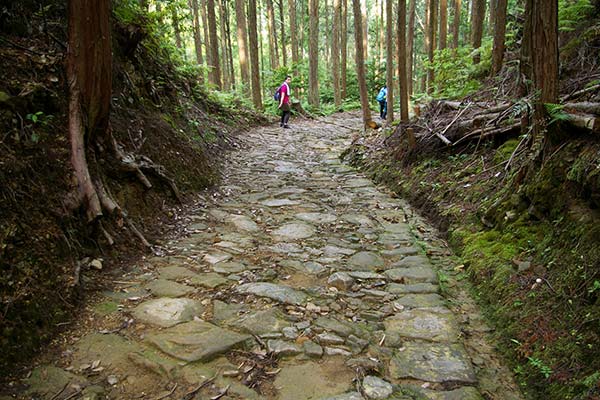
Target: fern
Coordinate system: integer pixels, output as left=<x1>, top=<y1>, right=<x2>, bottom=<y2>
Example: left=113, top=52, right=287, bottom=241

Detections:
left=559, top=0, right=595, bottom=32
left=545, top=103, right=571, bottom=125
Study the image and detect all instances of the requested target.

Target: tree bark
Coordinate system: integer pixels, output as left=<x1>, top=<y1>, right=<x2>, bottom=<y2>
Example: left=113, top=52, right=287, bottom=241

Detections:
left=490, top=0, right=507, bottom=75
left=266, top=0, right=279, bottom=69
left=341, top=0, right=348, bottom=98
left=470, top=0, right=485, bottom=63
left=225, top=0, right=236, bottom=89
left=248, top=0, right=263, bottom=108
left=68, top=0, right=111, bottom=221
left=439, top=0, right=447, bottom=50
left=397, top=0, right=409, bottom=121
left=451, top=0, right=461, bottom=49
left=235, top=0, right=250, bottom=95
left=279, top=0, right=287, bottom=66
left=289, top=0, right=298, bottom=65
left=406, top=0, right=415, bottom=95
left=352, top=0, right=372, bottom=128
left=219, top=0, right=231, bottom=89
left=427, top=0, right=438, bottom=93
left=488, top=0, right=496, bottom=35
left=386, top=0, right=394, bottom=121
left=190, top=0, right=205, bottom=82
left=333, top=0, right=342, bottom=107
left=361, top=0, right=368, bottom=60
left=308, top=0, right=320, bottom=107
left=207, top=0, right=222, bottom=88
left=171, top=6, right=183, bottom=50
left=531, top=0, right=559, bottom=142
left=200, top=0, right=211, bottom=81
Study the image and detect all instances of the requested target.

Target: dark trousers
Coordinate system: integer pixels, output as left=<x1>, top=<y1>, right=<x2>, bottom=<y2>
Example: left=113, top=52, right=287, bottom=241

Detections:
left=379, top=100, right=387, bottom=119
left=280, top=104, right=291, bottom=126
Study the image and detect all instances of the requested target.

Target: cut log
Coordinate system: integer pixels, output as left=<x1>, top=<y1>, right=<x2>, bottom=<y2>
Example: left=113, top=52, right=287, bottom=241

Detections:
left=433, top=130, right=452, bottom=145
left=563, top=102, right=600, bottom=116
left=406, top=127, right=416, bottom=149
left=566, top=113, right=600, bottom=134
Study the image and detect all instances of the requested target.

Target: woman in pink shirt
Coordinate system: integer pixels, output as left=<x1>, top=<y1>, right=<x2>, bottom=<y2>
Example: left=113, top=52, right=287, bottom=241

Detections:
left=278, top=75, right=292, bottom=128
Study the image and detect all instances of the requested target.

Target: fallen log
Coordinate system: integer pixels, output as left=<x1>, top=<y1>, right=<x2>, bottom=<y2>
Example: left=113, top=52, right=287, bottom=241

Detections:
left=563, top=102, right=600, bottom=116
left=453, top=123, right=521, bottom=146
left=561, top=84, right=600, bottom=102
left=566, top=113, right=600, bottom=134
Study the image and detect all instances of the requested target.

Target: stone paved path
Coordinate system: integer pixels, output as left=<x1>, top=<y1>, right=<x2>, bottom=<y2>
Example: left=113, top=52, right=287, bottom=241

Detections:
left=11, top=115, right=522, bottom=400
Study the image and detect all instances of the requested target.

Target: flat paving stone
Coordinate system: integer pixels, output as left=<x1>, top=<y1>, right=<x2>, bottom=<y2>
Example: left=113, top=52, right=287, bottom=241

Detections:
left=295, top=212, right=338, bottom=224
left=347, top=251, right=384, bottom=271
left=389, top=342, right=477, bottom=384
left=187, top=272, right=230, bottom=288
left=387, top=282, right=440, bottom=294
left=145, top=279, right=195, bottom=297
left=146, top=320, right=250, bottom=362
left=384, top=309, right=459, bottom=343
left=159, top=266, right=198, bottom=280
left=272, top=222, right=316, bottom=240
left=227, top=214, right=260, bottom=232
left=385, top=267, right=438, bottom=284
left=394, top=293, right=446, bottom=309
left=230, top=308, right=290, bottom=335
left=237, top=282, right=308, bottom=305
left=132, top=298, right=203, bottom=327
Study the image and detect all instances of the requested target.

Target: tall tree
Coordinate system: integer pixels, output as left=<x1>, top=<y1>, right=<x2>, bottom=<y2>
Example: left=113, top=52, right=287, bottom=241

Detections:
left=207, top=0, right=222, bottom=88
left=200, top=0, right=211, bottom=75
left=340, top=0, right=348, bottom=98
left=190, top=0, right=205, bottom=83
left=68, top=0, right=112, bottom=221
left=266, top=0, right=280, bottom=69
left=451, top=0, right=461, bottom=49
left=531, top=0, right=559, bottom=142
left=352, top=0, right=372, bottom=128
left=224, top=0, right=236, bottom=89
left=308, top=0, right=320, bottom=107
left=439, top=0, right=447, bottom=49
left=470, top=0, right=485, bottom=63
left=248, top=0, right=263, bottom=108
left=235, top=0, right=250, bottom=94
left=488, top=0, right=496, bottom=35
left=406, top=0, right=416, bottom=94
left=361, top=0, right=368, bottom=59
left=219, top=0, right=231, bottom=89
left=397, top=0, right=409, bottom=121
left=490, top=0, right=507, bottom=75
left=171, top=5, right=183, bottom=51
left=279, top=0, right=287, bottom=65
left=385, top=0, right=394, bottom=121
left=289, top=0, right=299, bottom=95
left=426, top=0, right=438, bottom=93
left=332, top=0, right=342, bottom=107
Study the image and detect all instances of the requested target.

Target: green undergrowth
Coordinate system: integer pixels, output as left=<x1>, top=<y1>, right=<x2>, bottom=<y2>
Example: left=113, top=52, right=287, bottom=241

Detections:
left=344, top=134, right=600, bottom=399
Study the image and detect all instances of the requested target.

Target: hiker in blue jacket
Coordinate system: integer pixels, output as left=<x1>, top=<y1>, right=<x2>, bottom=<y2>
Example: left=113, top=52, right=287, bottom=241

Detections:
left=376, top=85, right=387, bottom=119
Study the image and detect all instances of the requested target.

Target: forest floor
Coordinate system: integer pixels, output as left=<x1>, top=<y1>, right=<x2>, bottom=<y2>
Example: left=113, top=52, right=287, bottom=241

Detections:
left=1, top=113, right=522, bottom=400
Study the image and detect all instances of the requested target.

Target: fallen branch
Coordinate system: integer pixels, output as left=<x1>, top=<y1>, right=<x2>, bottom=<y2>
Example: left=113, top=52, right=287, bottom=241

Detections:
left=561, top=84, right=600, bottom=102
left=453, top=123, right=521, bottom=146
left=563, top=102, right=600, bottom=116
left=180, top=375, right=217, bottom=400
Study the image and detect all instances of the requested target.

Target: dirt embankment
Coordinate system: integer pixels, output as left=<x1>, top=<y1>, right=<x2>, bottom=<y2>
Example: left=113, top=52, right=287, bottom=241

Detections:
left=0, top=3, right=266, bottom=375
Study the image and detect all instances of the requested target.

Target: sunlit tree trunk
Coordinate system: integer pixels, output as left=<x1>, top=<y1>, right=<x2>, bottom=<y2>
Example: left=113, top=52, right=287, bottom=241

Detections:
left=219, top=0, right=231, bottom=89
left=406, top=0, right=415, bottom=94
left=488, top=0, right=496, bottom=35
left=397, top=0, right=409, bottom=121
left=289, top=0, right=299, bottom=96
left=352, top=0, right=372, bottom=128
left=308, top=0, right=319, bottom=107
left=379, top=0, right=385, bottom=65
left=439, top=0, right=447, bottom=50
left=470, top=0, right=485, bottom=63
left=278, top=0, right=287, bottom=66
left=426, top=0, right=438, bottom=93
left=333, top=0, right=342, bottom=107
left=248, top=0, right=263, bottom=108
left=490, top=0, right=507, bottom=75
left=235, top=0, right=250, bottom=94
left=451, top=0, right=461, bottom=49
left=266, top=0, right=279, bottom=69
left=385, top=0, right=394, bottom=121
left=341, top=0, right=348, bottom=98
left=207, top=0, right=222, bottom=88
left=224, top=0, right=235, bottom=89
left=200, top=0, right=211, bottom=79
left=190, top=0, right=205, bottom=83
left=361, top=0, right=368, bottom=60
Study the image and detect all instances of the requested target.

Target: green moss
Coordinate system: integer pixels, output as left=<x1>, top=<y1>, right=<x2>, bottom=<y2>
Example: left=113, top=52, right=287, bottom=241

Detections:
left=93, top=301, right=119, bottom=316
left=493, top=139, right=520, bottom=165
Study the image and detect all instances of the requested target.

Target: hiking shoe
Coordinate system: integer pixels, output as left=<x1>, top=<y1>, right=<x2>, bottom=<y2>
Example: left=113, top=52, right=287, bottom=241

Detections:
left=283, top=124, right=291, bottom=129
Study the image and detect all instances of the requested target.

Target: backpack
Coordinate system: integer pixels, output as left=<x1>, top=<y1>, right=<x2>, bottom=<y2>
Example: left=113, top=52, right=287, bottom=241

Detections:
left=376, top=88, right=386, bottom=102
left=273, top=86, right=282, bottom=101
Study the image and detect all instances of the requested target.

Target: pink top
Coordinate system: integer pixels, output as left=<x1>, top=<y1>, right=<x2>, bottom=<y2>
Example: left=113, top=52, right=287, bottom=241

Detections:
left=281, top=82, right=290, bottom=105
